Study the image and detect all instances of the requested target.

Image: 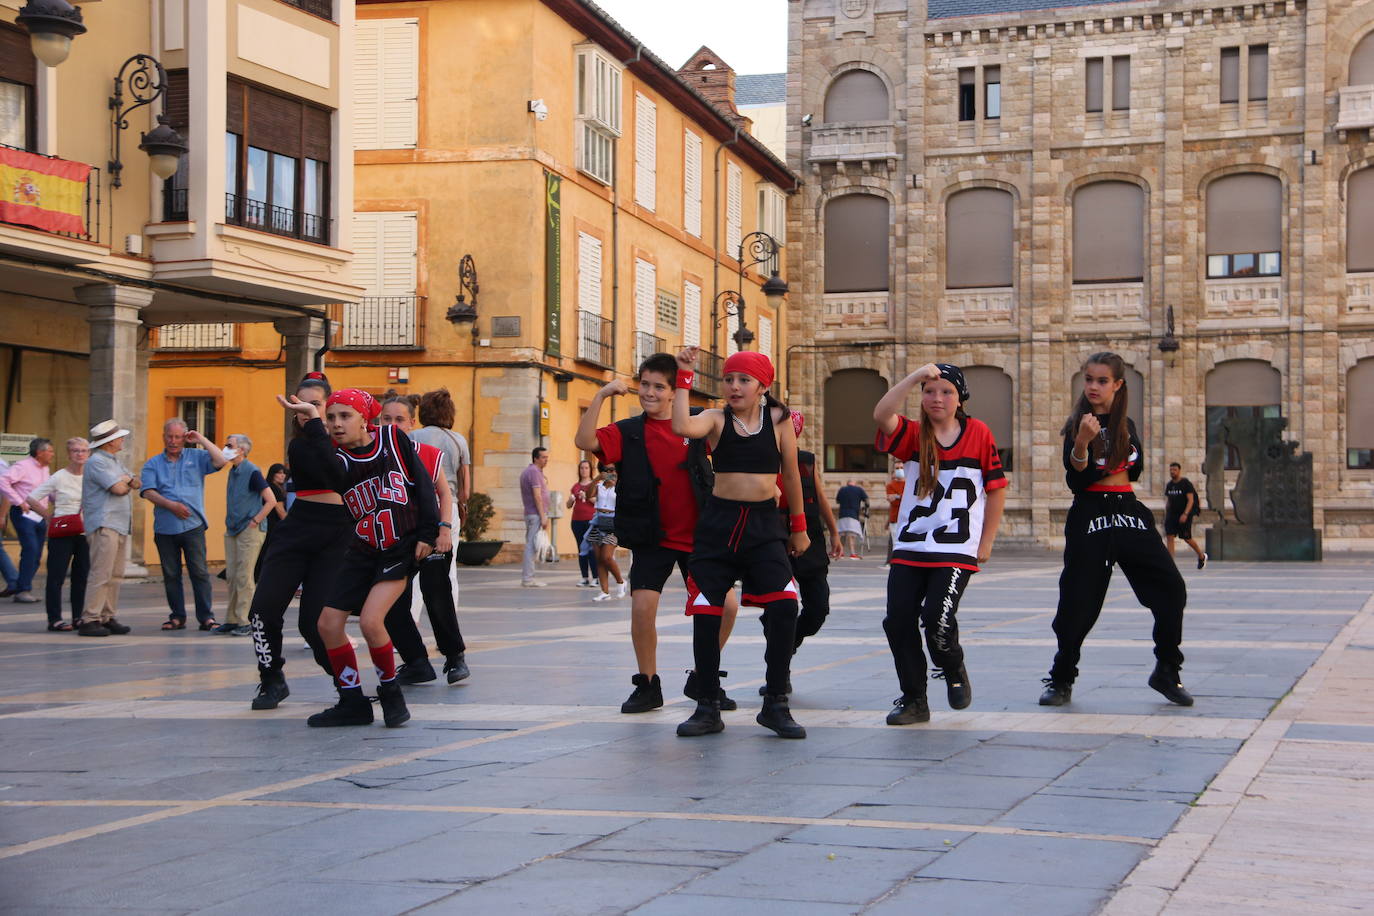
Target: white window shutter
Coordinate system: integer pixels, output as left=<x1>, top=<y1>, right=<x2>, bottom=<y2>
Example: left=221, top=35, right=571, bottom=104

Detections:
left=726, top=162, right=742, bottom=256
left=379, top=19, right=418, bottom=149
left=684, top=130, right=702, bottom=237
left=682, top=280, right=701, bottom=347
left=634, top=258, right=656, bottom=333
left=351, top=213, right=381, bottom=292
left=758, top=315, right=774, bottom=362
left=578, top=232, right=602, bottom=314
left=726, top=312, right=740, bottom=356
left=635, top=94, right=656, bottom=211
left=380, top=212, right=418, bottom=296
left=353, top=21, right=381, bottom=150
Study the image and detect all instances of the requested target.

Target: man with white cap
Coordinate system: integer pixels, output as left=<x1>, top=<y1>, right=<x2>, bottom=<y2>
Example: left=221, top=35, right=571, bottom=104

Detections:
left=78, top=420, right=140, bottom=637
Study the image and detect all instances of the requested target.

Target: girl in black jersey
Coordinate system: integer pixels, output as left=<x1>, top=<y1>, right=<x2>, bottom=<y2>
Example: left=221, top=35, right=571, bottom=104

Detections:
left=279, top=388, right=439, bottom=728
left=672, top=348, right=810, bottom=739
left=1040, top=352, right=1192, bottom=708
left=247, top=372, right=353, bottom=711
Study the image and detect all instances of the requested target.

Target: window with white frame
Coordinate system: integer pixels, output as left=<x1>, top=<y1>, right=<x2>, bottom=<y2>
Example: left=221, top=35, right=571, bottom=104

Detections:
left=726, top=161, right=743, bottom=256
left=577, top=232, right=606, bottom=363
left=682, top=280, right=702, bottom=347
left=634, top=93, right=656, bottom=210
left=354, top=18, right=418, bottom=150
left=757, top=183, right=786, bottom=246
left=758, top=315, right=774, bottom=362
left=683, top=129, right=702, bottom=237
left=178, top=398, right=217, bottom=446
left=727, top=313, right=740, bottom=356
left=346, top=211, right=419, bottom=347
left=576, top=44, right=622, bottom=185
left=634, top=257, right=656, bottom=333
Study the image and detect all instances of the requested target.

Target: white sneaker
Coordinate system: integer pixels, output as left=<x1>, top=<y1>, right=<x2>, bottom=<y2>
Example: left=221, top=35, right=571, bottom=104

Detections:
left=592, top=590, right=613, bottom=602
left=521, top=580, right=548, bottom=588
left=615, top=580, right=628, bottom=598
left=577, top=578, right=592, bottom=588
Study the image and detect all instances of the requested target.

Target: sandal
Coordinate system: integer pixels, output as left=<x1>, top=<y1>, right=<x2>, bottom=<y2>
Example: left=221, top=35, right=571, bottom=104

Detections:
left=198, top=618, right=217, bottom=631
left=47, top=621, right=73, bottom=632
left=161, top=618, right=187, bottom=631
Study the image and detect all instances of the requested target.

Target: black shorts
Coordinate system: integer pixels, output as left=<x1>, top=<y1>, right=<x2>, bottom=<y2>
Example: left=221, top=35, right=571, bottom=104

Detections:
left=629, top=544, right=690, bottom=593
left=1163, top=515, right=1194, bottom=539
left=687, top=496, right=797, bottom=616
left=328, top=539, right=417, bottom=614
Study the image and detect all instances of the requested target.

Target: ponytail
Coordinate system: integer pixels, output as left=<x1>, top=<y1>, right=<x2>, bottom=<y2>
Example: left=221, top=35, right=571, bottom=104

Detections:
left=297, top=370, right=332, bottom=398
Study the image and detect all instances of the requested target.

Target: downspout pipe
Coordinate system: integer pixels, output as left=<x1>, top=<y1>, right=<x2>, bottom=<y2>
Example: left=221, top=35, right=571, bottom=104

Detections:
left=314, top=316, right=331, bottom=371
left=711, top=126, right=742, bottom=356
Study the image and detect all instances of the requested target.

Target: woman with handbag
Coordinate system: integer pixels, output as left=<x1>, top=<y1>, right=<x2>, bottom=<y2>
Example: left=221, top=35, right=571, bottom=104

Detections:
left=25, top=438, right=91, bottom=631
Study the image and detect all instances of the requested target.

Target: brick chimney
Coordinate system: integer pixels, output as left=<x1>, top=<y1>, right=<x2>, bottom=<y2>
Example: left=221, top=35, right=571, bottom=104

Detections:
left=678, top=46, right=752, bottom=131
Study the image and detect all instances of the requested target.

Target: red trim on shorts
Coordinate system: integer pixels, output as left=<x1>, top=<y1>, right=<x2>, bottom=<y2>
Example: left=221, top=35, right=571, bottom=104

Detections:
left=1086, top=483, right=1134, bottom=493
left=741, top=590, right=798, bottom=607
left=890, top=557, right=980, bottom=573
left=686, top=605, right=725, bottom=617
left=296, top=488, right=332, bottom=497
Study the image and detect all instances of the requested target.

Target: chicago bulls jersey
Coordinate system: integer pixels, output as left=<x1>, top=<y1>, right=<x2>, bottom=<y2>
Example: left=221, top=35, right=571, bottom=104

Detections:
left=414, top=440, right=444, bottom=484
left=876, top=415, right=1008, bottom=571
left=336, top=425, right=431, bottom=552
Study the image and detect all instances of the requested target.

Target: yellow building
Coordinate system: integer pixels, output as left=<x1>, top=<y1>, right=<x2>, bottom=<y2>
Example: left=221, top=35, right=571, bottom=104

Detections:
left=148, top=0, right=797, bottom=561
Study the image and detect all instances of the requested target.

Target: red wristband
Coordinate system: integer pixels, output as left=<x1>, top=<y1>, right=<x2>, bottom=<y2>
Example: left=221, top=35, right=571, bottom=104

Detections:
left=676, top=369, right=694, bottom=390
left=789, top=513, right=806, bottom=533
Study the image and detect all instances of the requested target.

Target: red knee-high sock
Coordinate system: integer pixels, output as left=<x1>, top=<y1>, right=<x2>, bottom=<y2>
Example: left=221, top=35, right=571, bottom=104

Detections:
left=326, top=643, right=361, bottom=690
left=369, top=641, right=397, bottom=682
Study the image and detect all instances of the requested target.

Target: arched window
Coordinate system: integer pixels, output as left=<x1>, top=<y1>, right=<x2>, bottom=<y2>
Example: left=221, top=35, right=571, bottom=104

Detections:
left=824, top=194, right=889, bottom=293
left=1072, top=181, right=1145, bottom=283
left=824, top=369, right=888, bottom=472
left=1206, top=173, right=1282, bottom=278
left=1348, top=167, right=1374, bottom=273
left=1348, top=358, right=1374, bottom=468
left=1351, top=31, right=1374, bottom=85
left=946, top=188, right=1014, bottom=289
left=1206, top=359, right=1282, bottom=469
left=823, top=70, right=889, bottom=122
left=963, top=366, right=1014, bottom=471
left=1071, top=363, right=1145, bottom=433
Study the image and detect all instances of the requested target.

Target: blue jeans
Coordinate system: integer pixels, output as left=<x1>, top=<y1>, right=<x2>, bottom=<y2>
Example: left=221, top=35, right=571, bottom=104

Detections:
left=0, top=528, right=17, bottom=590
left=8, top=506, right=46, bottom=593
left=570, top=519, right=598, bottom=580
left=154, top=525, right=214, bottom=623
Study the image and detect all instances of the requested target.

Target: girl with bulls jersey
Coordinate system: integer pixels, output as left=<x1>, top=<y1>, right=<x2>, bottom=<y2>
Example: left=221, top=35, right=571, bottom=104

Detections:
left=1039, top=352, right=1192, bottom=709
left=278, top=388, right=439, bottom=728
left=873, top=363, right=1007, bottom=726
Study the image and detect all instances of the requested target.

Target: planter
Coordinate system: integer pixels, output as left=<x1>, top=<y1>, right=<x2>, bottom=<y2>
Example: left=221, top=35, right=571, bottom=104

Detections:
left=456, top=540, right=506, bottom=566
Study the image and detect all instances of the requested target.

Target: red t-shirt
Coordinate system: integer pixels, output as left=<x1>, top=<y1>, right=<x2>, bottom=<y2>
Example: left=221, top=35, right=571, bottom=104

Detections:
left=569, top=481, right=597, bottom=521
left=595, top=417, right=699, bottom=552
left=414, top=441, right=444, bottom=484
left=886, top=479, right=904, bottom=523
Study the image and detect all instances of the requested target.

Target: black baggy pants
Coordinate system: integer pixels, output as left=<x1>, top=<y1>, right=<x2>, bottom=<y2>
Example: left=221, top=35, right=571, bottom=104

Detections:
left=248, top=500, right=353, bottom=678
left=790, top=522, right=831, bottom=649
left=1049, top=492, right=1187, bottom=684
left=384, top=548, right=465, bottom=664
left=45, top=534, right=89, bottom=625
left=884, top=563, right=971, bottom=698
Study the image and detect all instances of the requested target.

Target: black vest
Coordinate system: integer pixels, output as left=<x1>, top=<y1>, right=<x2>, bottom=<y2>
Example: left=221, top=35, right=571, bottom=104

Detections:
left=612, top=410, right=713, bottom=550
left=782, top=450, right=823, bottom=526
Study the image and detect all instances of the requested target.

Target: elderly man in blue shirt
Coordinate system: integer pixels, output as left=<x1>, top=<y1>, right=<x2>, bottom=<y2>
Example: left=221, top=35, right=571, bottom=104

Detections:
left=140, top=418, right=228, bottom=631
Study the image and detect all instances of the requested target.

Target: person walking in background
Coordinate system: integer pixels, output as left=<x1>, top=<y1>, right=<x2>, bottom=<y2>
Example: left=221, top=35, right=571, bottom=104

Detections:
left=567, top=460, right=599, bottom=587
left=884, top=466, right=905, bottom=566
left=519, top=447, right=551, bottom=587
left=409, top=389, right=470, bottom=530
left=141, top=419, right=228, bottom=631
left=585, top=464, right=626, bottom=602
left=0, top=454, right=17, bottom=597
left=1165, top=462, right=1207, bottom=569
left=779, top=412, right=843, bottom=669
left=26, top=438, right=90, bottom=630
left=78, top=421, right=139, bottom=637
left=220, top=435, right=276, bottom=636
left=252, top=463, right=290, bottom=584
left=835, top=479, right=869, bottom=560
left=0, top=437, right=55, bottom=603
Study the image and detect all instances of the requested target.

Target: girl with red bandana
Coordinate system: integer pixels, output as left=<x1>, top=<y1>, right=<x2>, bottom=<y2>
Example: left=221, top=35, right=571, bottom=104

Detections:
left=672, top=347, right=810, bottom=739
left=278, top=388, right=438, bottom=728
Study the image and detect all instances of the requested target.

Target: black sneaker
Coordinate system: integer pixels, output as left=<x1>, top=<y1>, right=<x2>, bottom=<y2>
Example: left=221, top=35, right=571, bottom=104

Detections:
left=251, top=674, right=290, bottom=710
left=684, top=669, right=737, bottom=711
left=377, top=679, right=411, bottom=727
left=1038, top=678, right=1072, bottom=706
left=757, top=680, right=793, bottom=696
left=443, top=652, right=470, bottom=684
left=676, top=700, right=724, bottom=737
left=77, top=621, right=110, bottom=637
left=1148, top=663, right=1194, bottom=707
left=307, top=688, right=374, bottom=727
left=620, top=673, right=664, bottom=713
left=757, top=694, right=806, bottom=739
left=935, top=665, right=971, bottom=710
left=885, top=695, right=930, bottom=725
left=1198, top=553, right=1208, bottom=570
left=103, top=618, right=132, bottom=635
left=212, top=623, right=237, bottom=634
left=396, top=658, right=437, bottom=685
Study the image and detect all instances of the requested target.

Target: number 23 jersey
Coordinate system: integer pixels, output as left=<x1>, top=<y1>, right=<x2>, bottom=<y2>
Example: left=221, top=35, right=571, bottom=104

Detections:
left=875, top=415, right=1007, bottom=571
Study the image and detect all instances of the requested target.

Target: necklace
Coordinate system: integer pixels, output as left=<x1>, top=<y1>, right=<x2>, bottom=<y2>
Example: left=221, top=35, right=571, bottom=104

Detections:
left=731, top=408, right=765, bottom=437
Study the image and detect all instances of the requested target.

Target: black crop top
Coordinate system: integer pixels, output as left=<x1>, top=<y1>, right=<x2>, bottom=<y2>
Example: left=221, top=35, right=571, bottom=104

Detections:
left=287, top=417, right=347, bottom=492
left=713, top=405, right=782, bottom=474
left=1063, top=415, right=1143, bottom=494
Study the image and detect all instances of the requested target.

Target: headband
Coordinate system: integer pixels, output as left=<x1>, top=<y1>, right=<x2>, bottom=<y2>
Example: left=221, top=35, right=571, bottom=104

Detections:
left=933, top=364, right=970, bottom=402
left=790, top=410, right=805, bottom=437
left=326, top=388, right=381, bottom=420
left=722, top=351, right=775, bottom=390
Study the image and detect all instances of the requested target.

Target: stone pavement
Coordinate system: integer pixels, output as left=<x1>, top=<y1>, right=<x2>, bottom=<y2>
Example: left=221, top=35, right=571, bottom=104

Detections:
left=0, top=549, right=1370, bottom=914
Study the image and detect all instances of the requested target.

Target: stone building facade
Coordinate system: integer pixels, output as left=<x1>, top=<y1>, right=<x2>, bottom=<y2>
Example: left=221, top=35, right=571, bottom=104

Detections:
left=786, top=0, right=1374, bottom=549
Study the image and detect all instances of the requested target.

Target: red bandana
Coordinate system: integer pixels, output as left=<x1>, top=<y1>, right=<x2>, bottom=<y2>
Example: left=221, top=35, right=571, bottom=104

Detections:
left=722, top=351, right=775, bottom=390
left=326, top=388, right=381, bottom=420
left=790, top=410, right=804, bottom=437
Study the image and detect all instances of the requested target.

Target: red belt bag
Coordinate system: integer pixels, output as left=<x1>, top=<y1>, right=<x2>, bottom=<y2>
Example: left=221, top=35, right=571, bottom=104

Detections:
left=48, top=513, right=84, bottom=538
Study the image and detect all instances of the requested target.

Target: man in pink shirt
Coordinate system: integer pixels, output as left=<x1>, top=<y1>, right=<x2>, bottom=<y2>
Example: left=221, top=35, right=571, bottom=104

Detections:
left=0, top=438, right=54, bottom=603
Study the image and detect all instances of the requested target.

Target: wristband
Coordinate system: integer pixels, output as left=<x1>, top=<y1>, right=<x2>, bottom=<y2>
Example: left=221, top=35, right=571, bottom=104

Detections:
left=675, top=369, right=694, bottom=390
left=789, top=513, right=806, bottom=533
left=1071, top=448, right=1088, bottom=464
left=438, top=521, right=452, bottom=529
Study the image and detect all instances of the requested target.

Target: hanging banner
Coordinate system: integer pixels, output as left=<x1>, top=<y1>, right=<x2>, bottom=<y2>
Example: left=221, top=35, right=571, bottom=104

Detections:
left=544, top=170, right=562, bottom=357
left=0, top=147, right=90, bottom=235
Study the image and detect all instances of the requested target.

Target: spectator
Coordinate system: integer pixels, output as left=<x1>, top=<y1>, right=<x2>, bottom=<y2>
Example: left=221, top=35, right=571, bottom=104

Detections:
left=78, top=420, right=140, bottom=637
left=140, top=418, right=228, bottom=631
left=25, top=437, right=90, bottom=629
left=409, top=389, right=471, bottom=529
left=835, top=479, right=869, bottom=559
left=0, top=437, right=54, bottom=603
left=0, top=454, right=18, bottom=597
left=264, top=463, right=289, bottom=536
left=519, top=447, right=550, bottom=587
left=566, top=459, right=598, bottom=587
left=221, top=434, right=276, bottom=636
left=884, top=466, right=906, bottom=566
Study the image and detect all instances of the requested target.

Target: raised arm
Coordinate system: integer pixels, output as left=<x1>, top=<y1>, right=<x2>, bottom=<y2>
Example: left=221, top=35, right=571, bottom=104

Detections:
left=671, top=347, right=719, bottom=440
left=873, top=363, right=940, bottom=437
left=575, top=379, right=626, bottom=452
left=186, top=429, right=228, bottom=469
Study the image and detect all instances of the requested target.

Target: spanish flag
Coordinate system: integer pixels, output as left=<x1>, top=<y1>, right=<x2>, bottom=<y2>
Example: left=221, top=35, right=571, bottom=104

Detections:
left=0, top=147, right=91, bottom=236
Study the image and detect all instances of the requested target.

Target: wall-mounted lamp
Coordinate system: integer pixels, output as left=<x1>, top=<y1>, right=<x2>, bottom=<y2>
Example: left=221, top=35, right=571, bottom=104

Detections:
left=713, top=231, right=787, bottom=352
left=446, top=254, right=479, bottom=324
left=1158, top=305, right=1180, bottom=353
left=16, top=0, right=86, bottom=67
left=108, top=54, right=188, bottom=189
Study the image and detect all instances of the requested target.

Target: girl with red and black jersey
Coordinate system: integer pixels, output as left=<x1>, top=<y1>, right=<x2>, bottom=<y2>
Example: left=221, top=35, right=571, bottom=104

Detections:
left=873, top=363, right=1008, bottom=726
left=1039, top=351, right=1192, bottom=709
left=279, top=388, right=439, bottom=728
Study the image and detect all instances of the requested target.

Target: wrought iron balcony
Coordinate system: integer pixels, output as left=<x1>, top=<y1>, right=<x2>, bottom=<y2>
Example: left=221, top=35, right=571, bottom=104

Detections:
left=331, top=296, right=425, bottom=349
left=577, top=310, right=614, bottom=368
left=0, top=143, right=101, bottom=244
left=695, top=348, right=723, bottom=397
left=153, top=323, right=239, bottom=351
left=281, top=0, right=334, bottom=19
left=634, top=330, right=665, bottom=368
left=225, top=192, right=329, bottom=245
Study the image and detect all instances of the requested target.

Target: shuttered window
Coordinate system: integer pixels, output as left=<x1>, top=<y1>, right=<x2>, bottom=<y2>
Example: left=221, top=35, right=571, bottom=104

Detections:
left=1112, top=56, right=1131, bottom=110
left=682, top=280, right=702, bottom=347
left=161, top=70, right=191, bottom=220
left=823, top=70, right=888, bottom=122
left=683, top=129, right=702, bottom=237
left=758, top=315, right=774, bottom=363
left=0, top=24, right=36, bottom=150
left=1073, top=181, right=1145, bottom=283
left=1206, top=173, right=1281, bottom=277
left=1085, top=58, right=1104, bottom=113
left=757, top=183, right=786, bottom=246
left=1206, top=359, right=1281, bottom=406
left=578, top=232, right=603, bottom=313
left=824, top=194, right=889, bottom=293
left=963, top=366, right=1014, bottom=471
left=351, top=212, right=417, bottom=294
left=1348, top=359, right=1374, bottom=463
left=727, top=312, right=740, bottom=356
left=1220, top=47, right=1241, bottom=103
left=824, top=369, right=888, bottom=472
left=634, top=93, right=656, bottom=211
left=1248, top=45, right=1268, bottom=101
left=354, top=18, right=418, bottom=150
left=634, top=258, right=656, bottom=333
left=1353, top=32, right=1374, bottom=85
left=946, top=188, right=1014, bottom=289
left=726, top=162, right=742, bottom=256
left=1348, top=167, right=1374, bottom=273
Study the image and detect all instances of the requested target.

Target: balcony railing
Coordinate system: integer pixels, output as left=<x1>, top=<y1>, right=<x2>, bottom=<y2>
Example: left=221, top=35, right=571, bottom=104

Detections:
left=1347, top=273, right=1374, bottom=315
left=225, top=192, right=329, bottom=245
left=942, top=287, right=1016, bottom=326
left=280, top=0, right=334, bottom=19
left=1203, top=277, right=1282, bottom=319
left=822, top=292, right=890, bottom=329
left=576, top=310, right=613, bottom=368
left=1337, top=84, right=1374, bottom=132
left=695, top=348, right=723, bottom=397
left=153, top=323, right=239, bottom=351
left=1070, top=281, right=1146, bottom=322
left=0, top=143, right=101, bottom=244
left=331, top=296, right=425, bottom=349
left=634, top=330, right=665, bottom=368
left=808, top=123, right=898, bottom=164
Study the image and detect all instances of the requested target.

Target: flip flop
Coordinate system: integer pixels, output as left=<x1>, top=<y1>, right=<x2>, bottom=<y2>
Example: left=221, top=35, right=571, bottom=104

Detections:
left=198, top=619, right=217, bottom=631
left=161, top=618, right=187, bottom=630
left=47, top=621, right=73, bottom=632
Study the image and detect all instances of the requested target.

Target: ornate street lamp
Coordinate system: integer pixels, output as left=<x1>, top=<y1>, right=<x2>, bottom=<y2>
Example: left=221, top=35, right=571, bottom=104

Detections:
left=108, top=54, right=188, bottom=189
left=446, top=254, right=479, bottom=324
left=713, top=230, right=787, bottom=352
left=16, top=0, right=86, bottom=67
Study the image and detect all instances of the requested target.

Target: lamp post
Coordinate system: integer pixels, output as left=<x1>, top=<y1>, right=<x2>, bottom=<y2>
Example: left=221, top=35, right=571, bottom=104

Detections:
left=714, top=230, right=787, bottom=352
left=108, top=54, right=188, bottom=189
left=445, top=254, right=480, bottom=325
left=16, top=0, right=85, bottom=67
left=1158, top=305, right=1180, bottom=353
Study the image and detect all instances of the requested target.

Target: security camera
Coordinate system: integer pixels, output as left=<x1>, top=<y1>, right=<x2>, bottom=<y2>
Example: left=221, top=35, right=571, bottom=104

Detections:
left=801, top=113, right=813, bottom=126
left=528, top=99, right=549, bottom=121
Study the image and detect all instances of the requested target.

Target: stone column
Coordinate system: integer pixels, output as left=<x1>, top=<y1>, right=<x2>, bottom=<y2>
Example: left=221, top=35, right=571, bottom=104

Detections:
left=273, top=315, right=329, bottom=440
